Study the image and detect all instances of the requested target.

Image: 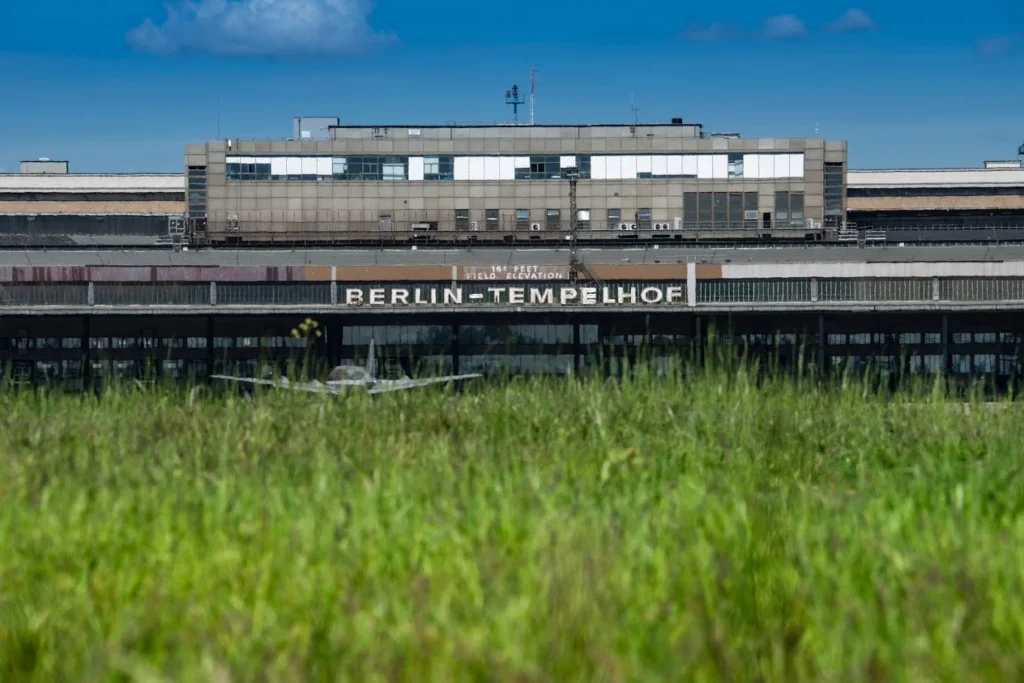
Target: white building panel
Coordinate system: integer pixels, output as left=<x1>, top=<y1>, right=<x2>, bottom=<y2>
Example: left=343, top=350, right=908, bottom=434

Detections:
left=513, top=156, right=530, bottom=169
left=226, top=156, right=241, bottom=164
left=237, top=156, right=256, bottom=165
left=711, top=155, right=728, bottom=179
left=300, top=157, right=318, bottom=175
left=498, top=157, right=516, bottom=180
left=560, top=155, right=576, bottom=168
left=408, top=157, right=424, bottom=181
left=605, top=155, right=622, bottom=180
left=0, top=173, right=184, bottom=193
left=316, top=157, right=332, bottom=176
left=757, top=155, right=775, bottom=179
left=255, top=157, right=272, bottom=165
left=484, top=156, right=500, bottom=181
left=848, top=167, right=1024, bottom=188
left=285, top=157, right=302, bottom=175
left=743, top=154, right=760, bottom=179
left=454, top=157, right=470, bottom=180
left=591, top=156, right=607, bottom=180
left=651, top=155, right=668, bottom=176
left=773, top=154, right=790, bottom=179
left=620, top=155, right=638, bottom=179
left=271, top=158, right=288, bottom=177
left=468, top=157, right=485, bottom=181
left=681, top=155, right=697, bottom=178
left=669, top=155, right=685, bottom=177
left=696, top=155, right=713, bottom=179
left=789, top=153, right=804, bottom=179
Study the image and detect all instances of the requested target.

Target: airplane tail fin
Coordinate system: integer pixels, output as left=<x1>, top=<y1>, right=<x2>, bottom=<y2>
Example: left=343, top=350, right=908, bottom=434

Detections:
left=365, top=338, right=377, bottom=380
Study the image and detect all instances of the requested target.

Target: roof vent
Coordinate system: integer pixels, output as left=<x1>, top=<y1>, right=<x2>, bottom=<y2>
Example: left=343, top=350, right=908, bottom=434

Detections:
left=671, top=117, right=684, bottom=125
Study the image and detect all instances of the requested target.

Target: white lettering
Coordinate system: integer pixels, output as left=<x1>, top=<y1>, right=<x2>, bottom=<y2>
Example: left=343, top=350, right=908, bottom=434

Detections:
left=641, top=287, right=663, bottom=304
left=666, top=286, right=684, bottom=304
left=487, top=287, right=504, bottom=304
left=345, top=288, right=363, bottom=305
left=414, top=288, right=428, bottom=304
left=431, top=288, right=438, bottom=304
left=530, top=288, right=554, bottom=305
left=369, top=289, right=385, bottom=305
left=618, top=286, right=637, bottom=304
left=580, top=287, right=597, bottom=305
left=560, top=287, right=579, bottom=305
left=508, top=287, right=525, bottom=304
left=391, top=288, right=409, bottom=306
left=602, top=287, right=616, bottom=304
left=443, top=287, right=462, bottom=305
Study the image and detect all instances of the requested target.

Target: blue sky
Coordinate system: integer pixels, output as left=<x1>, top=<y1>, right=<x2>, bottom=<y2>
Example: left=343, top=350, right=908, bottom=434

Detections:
left=0, top=0, right=1021, bottom=173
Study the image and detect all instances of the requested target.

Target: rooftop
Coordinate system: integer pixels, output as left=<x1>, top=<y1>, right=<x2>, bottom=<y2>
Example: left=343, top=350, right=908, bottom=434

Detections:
left=0, top=173, right=185, bottom=193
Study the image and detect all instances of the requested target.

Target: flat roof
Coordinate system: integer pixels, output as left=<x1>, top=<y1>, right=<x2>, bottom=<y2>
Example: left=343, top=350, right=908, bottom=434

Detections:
left=3, top=244, right=1024, bottom=267
left=849, top=167, right=1024, bottom=189
left=328, top=122, right=703, bottom=129
left=0, top=174, right=185, bottom=193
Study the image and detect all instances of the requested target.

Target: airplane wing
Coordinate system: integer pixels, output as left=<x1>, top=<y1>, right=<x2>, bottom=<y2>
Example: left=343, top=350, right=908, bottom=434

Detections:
left=366, top=373, right=483, bottom=394
left=209, top=375, right=351, bottom=394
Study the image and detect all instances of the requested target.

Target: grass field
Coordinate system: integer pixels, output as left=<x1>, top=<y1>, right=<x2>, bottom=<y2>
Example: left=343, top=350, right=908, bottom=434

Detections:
left=1, top=366, right=1023, bottom=681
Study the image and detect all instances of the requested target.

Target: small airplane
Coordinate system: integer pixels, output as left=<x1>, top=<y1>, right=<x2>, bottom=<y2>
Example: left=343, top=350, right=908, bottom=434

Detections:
left=210, top=339, right=482, bottom=395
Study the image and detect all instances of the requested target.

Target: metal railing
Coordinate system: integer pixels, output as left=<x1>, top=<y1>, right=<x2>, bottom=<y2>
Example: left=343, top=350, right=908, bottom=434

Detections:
left=5, top=277, right=1024, bottom=308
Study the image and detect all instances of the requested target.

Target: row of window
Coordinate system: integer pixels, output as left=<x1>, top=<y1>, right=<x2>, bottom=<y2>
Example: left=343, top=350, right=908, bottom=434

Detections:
left=223, top=152, right=807, bottom=182
left=3, top=336, right=311, bottom=351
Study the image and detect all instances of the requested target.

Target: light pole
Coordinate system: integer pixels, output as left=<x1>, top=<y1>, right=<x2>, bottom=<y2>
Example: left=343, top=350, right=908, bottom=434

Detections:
left=563, top=165, right=581, bottom=283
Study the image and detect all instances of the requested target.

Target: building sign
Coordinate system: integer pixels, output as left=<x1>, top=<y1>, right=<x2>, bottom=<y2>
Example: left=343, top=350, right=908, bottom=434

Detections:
left=459, top=265, right=569, bottom=281
left=340, top=283, right=686, bottom=307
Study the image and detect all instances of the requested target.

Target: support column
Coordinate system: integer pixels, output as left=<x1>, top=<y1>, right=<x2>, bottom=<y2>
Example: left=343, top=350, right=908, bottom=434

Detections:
left=817, top=314, right=825, bottom=374
left=942, top=314, right=950, bottom=375
left=82, top=315, right=91, bottom=391
left=695, top=315, right=703, bottom=369
left=206, top=315, right=215, bottom=379
left=451, top=321, right=460, bottom=375
left=573, top=319, right=581, bottom=375
left=687, top=265, right=697, bottom=308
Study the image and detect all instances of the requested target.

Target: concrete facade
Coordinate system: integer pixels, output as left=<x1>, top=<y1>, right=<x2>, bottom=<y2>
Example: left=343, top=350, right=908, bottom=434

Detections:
left=185, top=122, right=847, bottom=243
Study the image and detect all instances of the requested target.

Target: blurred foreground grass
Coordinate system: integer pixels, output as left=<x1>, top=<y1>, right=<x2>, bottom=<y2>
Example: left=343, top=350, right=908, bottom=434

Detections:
left=1, top=368, right=1023, bottom=681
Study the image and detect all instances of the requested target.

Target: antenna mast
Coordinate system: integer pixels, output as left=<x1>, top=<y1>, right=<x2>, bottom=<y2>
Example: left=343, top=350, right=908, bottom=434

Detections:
left=630, top=94, right=639, bottom=127
left=530, top=65, right=536, bottom=125
left=505, top=84, right=525, bottom=125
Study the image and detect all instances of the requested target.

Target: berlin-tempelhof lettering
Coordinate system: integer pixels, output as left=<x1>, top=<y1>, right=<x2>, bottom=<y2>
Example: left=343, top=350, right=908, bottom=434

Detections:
left=341, top=284, right=686, bottom=307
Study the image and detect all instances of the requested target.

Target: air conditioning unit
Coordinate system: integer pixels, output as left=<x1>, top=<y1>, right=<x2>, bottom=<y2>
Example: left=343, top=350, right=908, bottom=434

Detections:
left=673, top=217, right=682, bottom=230
left=618, top=223, right=637, bottom=231
left=744, top=210, right=759, bottom=220
left=530, top=223, right=541, bottom=231
left=469, top=221, right=479, bottom=231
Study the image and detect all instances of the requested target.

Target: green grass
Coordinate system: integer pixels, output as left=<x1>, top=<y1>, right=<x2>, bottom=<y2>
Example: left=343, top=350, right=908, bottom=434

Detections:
left=1, top=365, right=1024, bottom=681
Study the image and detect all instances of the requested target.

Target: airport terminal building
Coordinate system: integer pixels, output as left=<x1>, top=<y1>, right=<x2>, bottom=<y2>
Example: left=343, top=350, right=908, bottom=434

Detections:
left=184, top=120, right=848, bottom=242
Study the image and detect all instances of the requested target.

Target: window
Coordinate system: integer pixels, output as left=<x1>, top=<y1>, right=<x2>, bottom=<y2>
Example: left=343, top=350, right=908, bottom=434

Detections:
left=637, top=208, right=651, bottom=231
left=606, top=208, right=621, bottom=231
left=546, top=209, right=561, bottom=231
left=485, top=209, right=500, bottom=230
left=455, top=209, right=471, bottom=231
left=775, top=191, right=790, bottom=223
left=790, top=192, right=805, bottom=224
left=825, top=162, right=844, bottom=223
left=683, top=193, right=697, bottom=229
left=697, top=192, right=712, bottom=228
left=515, top=209, right=530, bottom=231
left=578, top=155, right=591, bottom=179
left=712, top=194, right=727, bottom=226
left=577, top=209, right=590, bottom=230
left=728, top=193, right=744, bottom=227
left=423, top=156, right=454, bottom=181
left=382, top=158, right=406, bottom=180
left=187, top=166, right=207, bottom=217
left=727, top=153, right=744, bottom=178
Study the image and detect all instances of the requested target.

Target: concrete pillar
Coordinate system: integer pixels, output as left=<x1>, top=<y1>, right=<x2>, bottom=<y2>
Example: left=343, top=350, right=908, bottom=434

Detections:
left=330, top=266, right=338, bottom=305
left=87, top=282, right=95, bottom=306
left=811, top=278, right=819, bottom=303
left=942, top=314, right=950, bottom=374
left=817, top=314, right=826, bottom=373
left=210, top=282, right=217, bottom=306
left=687, top=264, right=697, bottom=308
left=932, top=277, right=940, bottom=302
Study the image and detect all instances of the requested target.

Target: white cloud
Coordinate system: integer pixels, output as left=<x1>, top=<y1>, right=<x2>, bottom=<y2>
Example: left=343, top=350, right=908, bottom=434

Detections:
left=979, top=34, right=1020, bottom=57
left=760, top=14, right=806, bottom=39
left=681, top=21, right=741, bottom=41
left=127, top=0, right=396, bottom=58
left=826, top=9, right=877, bottom=33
